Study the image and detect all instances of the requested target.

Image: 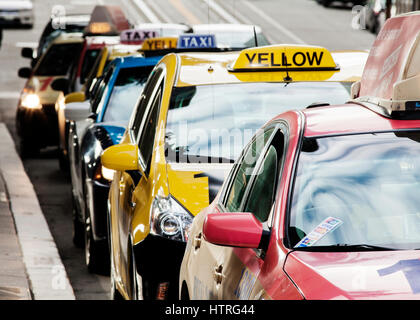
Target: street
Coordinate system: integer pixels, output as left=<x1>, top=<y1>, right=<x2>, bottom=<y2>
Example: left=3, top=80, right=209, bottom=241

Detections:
left=0, top=0, right=376, bottom=300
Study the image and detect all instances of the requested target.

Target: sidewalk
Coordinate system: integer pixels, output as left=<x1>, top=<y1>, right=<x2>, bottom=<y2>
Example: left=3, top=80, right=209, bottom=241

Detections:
left=0, top=123, right=75, bottom=300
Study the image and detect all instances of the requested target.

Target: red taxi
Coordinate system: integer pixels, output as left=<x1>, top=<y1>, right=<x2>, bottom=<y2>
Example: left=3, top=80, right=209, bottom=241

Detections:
left=179, top=12, right=420, bottom=300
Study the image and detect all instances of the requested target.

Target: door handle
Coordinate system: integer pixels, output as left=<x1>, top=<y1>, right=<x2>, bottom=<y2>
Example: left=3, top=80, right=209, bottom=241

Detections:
left=213, top=265, right=224, bottom=285
left=193, top=233, right=202, bottom=250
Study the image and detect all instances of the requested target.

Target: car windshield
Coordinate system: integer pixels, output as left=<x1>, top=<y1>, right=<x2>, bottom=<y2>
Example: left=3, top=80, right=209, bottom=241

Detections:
left=34, top=42, right=83, bottom=76
left=102, top=66, right=154, bottom=123
left=165, top=82, right=351, bottom=163
left=289, top=131, right=420, bottom=251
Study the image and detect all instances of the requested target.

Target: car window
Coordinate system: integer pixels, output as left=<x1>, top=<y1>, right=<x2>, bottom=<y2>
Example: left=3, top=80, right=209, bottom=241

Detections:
left=91, top=67, right=113, bottom=113
left=34, top=42, right=83, bottom=76
left=131, top=67, right=164, bottom=140
left=225, top=128, right=275, bottom=212
left=138, top=86, right=163, bottom=174
left=243, top=131, right=285, bottom=223
left=102, top=66, right=154, bottom=123
left=80, top=49, right=101, bottom=84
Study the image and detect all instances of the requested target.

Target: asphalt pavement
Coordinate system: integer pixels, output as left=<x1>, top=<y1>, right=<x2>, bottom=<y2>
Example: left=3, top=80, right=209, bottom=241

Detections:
left=0, top=0, right=377, bottom=300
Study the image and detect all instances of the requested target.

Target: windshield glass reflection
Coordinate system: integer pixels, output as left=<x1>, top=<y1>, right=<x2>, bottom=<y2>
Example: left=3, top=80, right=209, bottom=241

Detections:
left=289, top=131, right=420, bottom=250
left=165, top=82, right=351, bottom=163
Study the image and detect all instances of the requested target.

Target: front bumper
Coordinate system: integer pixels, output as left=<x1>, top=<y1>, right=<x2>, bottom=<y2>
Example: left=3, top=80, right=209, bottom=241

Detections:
left=133, top=234, right=186, bottom=300
left=16, top=104, right=58, bottom=147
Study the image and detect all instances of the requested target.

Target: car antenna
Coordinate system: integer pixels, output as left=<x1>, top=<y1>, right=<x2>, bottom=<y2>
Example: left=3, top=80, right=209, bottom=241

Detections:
left=253, top=26, right=258, bottom=47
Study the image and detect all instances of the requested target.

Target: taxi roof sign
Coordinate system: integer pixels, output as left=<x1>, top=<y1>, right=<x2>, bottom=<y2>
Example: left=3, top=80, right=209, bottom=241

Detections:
left=84, top=5, right=130, bottom=36
left=120, top=29, right=160, bottom=44
left=141, top=37, right=178, bottom=51
left=229, top=45, right=339, bottom=72
left=177, top=34, right=216, bottom=49
left=354, top=11, right=420, bottom=118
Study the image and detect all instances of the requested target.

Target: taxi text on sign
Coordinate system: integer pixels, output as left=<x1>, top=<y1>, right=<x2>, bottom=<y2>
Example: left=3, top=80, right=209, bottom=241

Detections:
left=360, top=13, right=420, bottom=99
left=230, top=45, right=337, bottom=71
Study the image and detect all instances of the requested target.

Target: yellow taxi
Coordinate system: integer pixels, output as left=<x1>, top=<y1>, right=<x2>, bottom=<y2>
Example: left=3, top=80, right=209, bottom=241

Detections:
left=16, top=32, right=84, bottom=157
left=101, top=41, right=368, bottom=300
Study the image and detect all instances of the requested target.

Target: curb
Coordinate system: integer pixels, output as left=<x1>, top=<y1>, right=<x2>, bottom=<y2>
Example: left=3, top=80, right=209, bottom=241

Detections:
left=0, top=123, right=75, bottom=300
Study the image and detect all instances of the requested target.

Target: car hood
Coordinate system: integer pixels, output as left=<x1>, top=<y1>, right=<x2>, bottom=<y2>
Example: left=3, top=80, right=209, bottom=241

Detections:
left=0, top=1, right=32, bottom=10
left=284, top=250, right=420, bottom=300
left=166, top=162, right=233, bottom=216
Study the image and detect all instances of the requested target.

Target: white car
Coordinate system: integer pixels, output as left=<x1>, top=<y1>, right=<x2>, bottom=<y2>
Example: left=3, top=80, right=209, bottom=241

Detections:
left=0, top=0, right=34, bottom=28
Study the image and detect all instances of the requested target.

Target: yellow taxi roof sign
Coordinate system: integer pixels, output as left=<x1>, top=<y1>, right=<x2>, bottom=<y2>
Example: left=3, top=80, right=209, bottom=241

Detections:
left=141, top=37, right=178, bottom=51
left=229, top=45, right=339, bottom=72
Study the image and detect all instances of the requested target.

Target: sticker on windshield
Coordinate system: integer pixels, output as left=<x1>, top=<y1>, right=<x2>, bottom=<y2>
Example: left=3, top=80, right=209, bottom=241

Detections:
left=295, top=217, right=343, bottom=248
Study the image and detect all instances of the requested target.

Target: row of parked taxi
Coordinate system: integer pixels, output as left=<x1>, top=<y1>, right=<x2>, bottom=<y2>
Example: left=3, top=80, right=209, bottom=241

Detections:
left=16, top=4, right=420, bottom=300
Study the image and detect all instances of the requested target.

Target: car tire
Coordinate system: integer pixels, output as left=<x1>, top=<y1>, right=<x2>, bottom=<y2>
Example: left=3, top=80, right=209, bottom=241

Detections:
left=85, top=215, right=110, bottom=275
left=72, top=197, right=84, bottom=248
left=130, top=246, right=144, bottom=300
left=58, top=151, right=69, bottom=172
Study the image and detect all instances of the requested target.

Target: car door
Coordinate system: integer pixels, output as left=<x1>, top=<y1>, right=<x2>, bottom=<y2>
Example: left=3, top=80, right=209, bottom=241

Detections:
left=190, top=125, right=278, bottom=299
left=113, top=67, right=165, bottom=292
left=218, top=124, right=288, bottom=299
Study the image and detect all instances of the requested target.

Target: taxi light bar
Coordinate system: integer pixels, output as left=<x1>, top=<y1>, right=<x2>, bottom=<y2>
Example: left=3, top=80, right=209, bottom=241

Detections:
left=141, top=37, right=178, bottom=51
left=120, top=29, right=160, bottom=45
left=229, top=45, right=339, bottom=72
left=352, top=72, right=420, bottom=119
left=177, top=34, right=216, bottom=49
left=88, top=22, right=112, bottom=34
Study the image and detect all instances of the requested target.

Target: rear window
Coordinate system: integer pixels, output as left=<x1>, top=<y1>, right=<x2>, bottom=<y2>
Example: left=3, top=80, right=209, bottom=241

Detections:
left=34, top=42, right=83, bottom=76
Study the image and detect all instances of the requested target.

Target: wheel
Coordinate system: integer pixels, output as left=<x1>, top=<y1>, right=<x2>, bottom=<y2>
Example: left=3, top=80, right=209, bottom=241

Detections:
left=130, top=247, right=144, bottom=300
left=84, top=215, right=110, bottom=275
left=72, top=196, right=84, bottom=248
left=109, top=208, right=124, bottom=300
left=84, top=181, right=110, bottom=275
left=58, top=150, right=69, bottom=172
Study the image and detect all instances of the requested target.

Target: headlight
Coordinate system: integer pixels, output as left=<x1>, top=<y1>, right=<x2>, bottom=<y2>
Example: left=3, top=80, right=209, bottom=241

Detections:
left=21, top=93, right=41, bottom=109
left=150, top=195, right=194, bottom=242
left=101, top=166, right=115, bottom=181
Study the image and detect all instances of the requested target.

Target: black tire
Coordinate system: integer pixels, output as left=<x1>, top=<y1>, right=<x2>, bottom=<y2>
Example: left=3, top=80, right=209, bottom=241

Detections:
left=85, top=215, right=110, bottom=275
left=58, top=151, right=69, bottom=172
left=72, top=201, right=84, bottom=248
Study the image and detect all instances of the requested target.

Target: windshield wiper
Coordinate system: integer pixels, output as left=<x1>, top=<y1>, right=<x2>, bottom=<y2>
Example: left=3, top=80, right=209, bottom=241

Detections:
left=294, top=243, right=396, bottom=252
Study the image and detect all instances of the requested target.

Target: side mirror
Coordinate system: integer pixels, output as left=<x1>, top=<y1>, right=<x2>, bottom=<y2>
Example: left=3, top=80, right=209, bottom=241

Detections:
left=21, top=47, right=34, bottom=59
left=64, top=91, right=86, bottom=104
left=18, top=67, right=32, bottom=79
left=51, top=78, right=70, bottom=94
left=203, top=212, right=266, bottom=249
left=101, top=143, right=139, bottom=172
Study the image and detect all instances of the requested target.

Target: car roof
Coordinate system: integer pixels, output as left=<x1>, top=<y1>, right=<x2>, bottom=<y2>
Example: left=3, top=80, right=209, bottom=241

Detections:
left=300, top=103, right=420, bottom=137
left=174, top=49, right=368, bottom=87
